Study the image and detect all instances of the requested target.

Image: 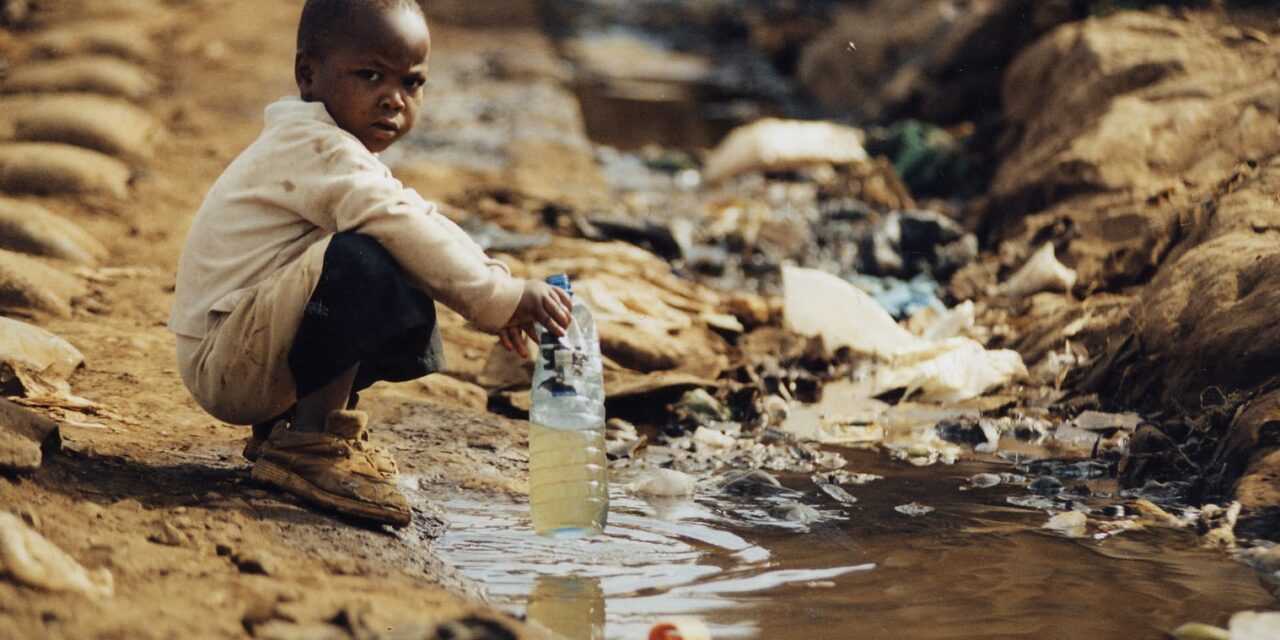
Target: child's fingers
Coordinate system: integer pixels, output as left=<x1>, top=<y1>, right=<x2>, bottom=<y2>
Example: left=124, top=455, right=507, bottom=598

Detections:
left=542, top=295, right=571, bottom=335
left=499, top=328, right=525, bottom=358
left=521, top=324, right=539, bottom=347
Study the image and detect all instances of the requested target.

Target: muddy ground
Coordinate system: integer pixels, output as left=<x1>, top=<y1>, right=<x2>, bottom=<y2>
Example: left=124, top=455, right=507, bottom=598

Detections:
left=0, top=1, right=551, bottom=637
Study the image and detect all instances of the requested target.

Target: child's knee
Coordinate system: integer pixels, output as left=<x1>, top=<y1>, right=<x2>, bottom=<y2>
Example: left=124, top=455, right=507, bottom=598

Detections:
left=327, top=232, right=398, bottom=279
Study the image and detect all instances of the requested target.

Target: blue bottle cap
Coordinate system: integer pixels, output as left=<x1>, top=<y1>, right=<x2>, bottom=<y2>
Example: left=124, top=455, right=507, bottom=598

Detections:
left=545, top=273, right=572, bottom=294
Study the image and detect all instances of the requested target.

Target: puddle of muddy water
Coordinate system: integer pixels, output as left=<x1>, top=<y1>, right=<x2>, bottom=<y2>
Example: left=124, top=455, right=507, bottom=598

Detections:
left=430, top=452, right=1275, bottom=640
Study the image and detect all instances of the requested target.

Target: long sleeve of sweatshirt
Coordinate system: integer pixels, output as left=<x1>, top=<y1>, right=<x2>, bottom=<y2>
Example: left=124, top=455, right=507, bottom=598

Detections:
left=168, top=98, right=523, bottom=338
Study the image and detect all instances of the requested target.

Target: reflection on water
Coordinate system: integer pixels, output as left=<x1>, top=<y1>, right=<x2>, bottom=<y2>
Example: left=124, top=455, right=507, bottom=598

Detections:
left=529, top=576, right=606, bottom=640
left=429, top=452, right=1276, bottom=640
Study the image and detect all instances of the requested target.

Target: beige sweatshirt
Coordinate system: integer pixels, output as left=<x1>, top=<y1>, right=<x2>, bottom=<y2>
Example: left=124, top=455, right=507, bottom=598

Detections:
left=168, top=97, right=523, bottom=339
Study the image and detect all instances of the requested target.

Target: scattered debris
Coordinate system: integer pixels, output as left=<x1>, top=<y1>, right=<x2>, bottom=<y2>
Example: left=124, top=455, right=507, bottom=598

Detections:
left=703, top=119, right=869, bottom=184
left=0, top=316, right=85, bottom=399
left=629, top=468, right=697, bottom=497
left=1043, top=511, right=1088, bottom=538
left=894, top=503, right=934, bottom=517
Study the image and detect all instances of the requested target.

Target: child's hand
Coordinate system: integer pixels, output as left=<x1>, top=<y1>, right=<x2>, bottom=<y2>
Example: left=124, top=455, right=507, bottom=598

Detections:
left=500, top=281, right=572, bottom=358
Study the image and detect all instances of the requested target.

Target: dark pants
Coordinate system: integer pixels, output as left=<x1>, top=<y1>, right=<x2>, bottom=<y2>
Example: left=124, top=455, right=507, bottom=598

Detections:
left=255, top=232, right=444, bottom=435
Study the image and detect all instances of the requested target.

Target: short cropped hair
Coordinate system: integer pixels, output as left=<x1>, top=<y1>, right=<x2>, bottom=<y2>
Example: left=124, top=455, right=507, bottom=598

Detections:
left=297, top=0, right=425, bottom=58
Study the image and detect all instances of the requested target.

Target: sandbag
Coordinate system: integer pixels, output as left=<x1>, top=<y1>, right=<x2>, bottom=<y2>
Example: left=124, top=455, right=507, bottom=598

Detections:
left=13, top=94, right=161, bottom=160
left=0, top=143, right=131, bottom=197
left=1, top=56, right=159, bottom=101
left=28, top=21, right=157, bottom=62
left=0, top=197, right=107, bottom=265
left=0, top=316, right=83, bottom=397
left=0, top=248, right=85, bottom=317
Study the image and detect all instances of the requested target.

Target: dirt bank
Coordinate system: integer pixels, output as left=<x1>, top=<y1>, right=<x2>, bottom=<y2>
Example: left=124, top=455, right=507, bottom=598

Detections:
left=0, top=0, right=557, bottom=637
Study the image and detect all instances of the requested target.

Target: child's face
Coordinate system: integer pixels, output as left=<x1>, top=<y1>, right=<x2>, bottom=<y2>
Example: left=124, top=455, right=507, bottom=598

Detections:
left=297, top=6, right=431, bottom=153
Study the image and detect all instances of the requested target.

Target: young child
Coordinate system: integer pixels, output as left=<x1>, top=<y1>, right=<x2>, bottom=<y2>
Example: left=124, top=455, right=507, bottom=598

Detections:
left=168, top=0, right=571, bottom=527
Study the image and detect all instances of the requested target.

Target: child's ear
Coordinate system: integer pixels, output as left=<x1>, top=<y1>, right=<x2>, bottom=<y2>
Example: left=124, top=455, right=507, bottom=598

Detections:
left=295, top=53, right=316, bottom=99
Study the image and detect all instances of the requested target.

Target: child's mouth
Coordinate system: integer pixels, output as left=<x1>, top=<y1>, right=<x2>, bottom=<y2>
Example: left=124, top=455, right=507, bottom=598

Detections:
left=371, top=121, right=400, bottom=139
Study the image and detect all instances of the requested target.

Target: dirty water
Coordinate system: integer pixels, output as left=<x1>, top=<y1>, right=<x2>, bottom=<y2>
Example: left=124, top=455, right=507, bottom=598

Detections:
left=429, top=452, right=1274, bottom=640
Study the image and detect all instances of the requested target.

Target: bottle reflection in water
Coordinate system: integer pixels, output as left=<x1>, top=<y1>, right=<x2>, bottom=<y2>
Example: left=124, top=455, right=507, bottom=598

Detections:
left=527, top=575, right=605, bottom=640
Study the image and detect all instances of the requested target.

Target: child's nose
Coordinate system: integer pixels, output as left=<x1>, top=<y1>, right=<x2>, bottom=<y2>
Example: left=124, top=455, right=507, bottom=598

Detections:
left=379, top=90, right=406, bottom=112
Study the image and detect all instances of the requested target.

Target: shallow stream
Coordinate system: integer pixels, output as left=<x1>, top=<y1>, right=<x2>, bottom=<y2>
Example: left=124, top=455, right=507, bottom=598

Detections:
left=433, top=452, right=1274, bottom=640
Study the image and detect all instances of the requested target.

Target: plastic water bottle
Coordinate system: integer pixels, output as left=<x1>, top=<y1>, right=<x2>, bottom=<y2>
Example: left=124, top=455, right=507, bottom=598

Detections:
left=529, top=274, right=608, bottom=537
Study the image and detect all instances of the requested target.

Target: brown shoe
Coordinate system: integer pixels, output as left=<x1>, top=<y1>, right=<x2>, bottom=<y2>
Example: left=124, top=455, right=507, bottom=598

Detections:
left=250, top=410, right=411, bottom=527
left=242, top=420, right=280, bottom=462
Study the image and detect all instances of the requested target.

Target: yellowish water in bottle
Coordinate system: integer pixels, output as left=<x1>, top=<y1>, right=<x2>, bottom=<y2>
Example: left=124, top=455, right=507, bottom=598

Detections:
left=529, top=423, right=608, bottom=537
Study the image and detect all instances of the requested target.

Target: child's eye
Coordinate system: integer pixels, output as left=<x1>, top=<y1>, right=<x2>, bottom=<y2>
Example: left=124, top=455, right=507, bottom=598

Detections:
left=357, top=70, right=382, bottom=83
left=404, top=77, right=425, bottom=91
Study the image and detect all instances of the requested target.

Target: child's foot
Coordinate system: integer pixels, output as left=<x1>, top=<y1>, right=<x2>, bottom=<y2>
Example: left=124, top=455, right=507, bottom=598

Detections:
left=250, top=410, right=411, bottom=527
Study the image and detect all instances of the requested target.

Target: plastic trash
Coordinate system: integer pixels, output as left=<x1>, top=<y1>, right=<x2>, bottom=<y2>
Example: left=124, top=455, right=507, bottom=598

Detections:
left=529, top=274, right=609, bottom=538
left=0, top=511, right=113, bottom=597
left=783, top=267, right=1026, bottom=402
left=998, top=243, right=1077, bottom=299
left=0, top=316, right=85, bottom=398
left=1229, top=611, right=1280, bottom=640
left=629, top=468, right=697, bottom=497
left=895, top=503, right=934, bottom=517
left=1043, top=511, right=1088, bottom=538
left=703, top=118, right=868, bottom=183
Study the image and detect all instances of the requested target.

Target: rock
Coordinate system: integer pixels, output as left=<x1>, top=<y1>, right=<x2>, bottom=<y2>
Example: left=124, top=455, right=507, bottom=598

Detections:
left=1, top=56, right=159, bottom=100
left=0, top=397, right=60, bottom=472
left=0, top=511, right=113, bottom=597
left=1208, top=389, right=1280, bottom=508
left=0, top=317, right=84, bottom=398
left=0, top=143, right=132, bottom=198
left=798, top=0, right=1082, bottom=123
left=0, top=197, right=108, bottom=265
left=231, top=549, right=279, bottom=576
left=147, top=520, right=191, bottom=548
left=1043, top=511, right=1087, bottom=538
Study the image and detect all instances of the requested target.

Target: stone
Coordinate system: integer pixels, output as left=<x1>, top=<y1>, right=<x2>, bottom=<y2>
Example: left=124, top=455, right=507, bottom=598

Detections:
left=0, top=398, right=59, bottom=472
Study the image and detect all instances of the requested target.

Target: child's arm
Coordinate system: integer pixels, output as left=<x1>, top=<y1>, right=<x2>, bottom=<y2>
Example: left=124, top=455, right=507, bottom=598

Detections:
left=293, top=138, right=523, bottom=332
